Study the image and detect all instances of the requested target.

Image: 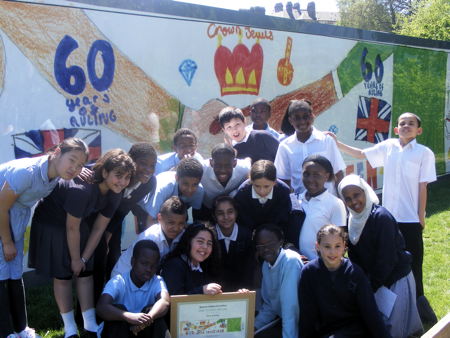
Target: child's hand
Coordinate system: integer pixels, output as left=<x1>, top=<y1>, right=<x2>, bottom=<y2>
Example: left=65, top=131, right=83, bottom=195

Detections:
left=2, top=241, right=17, bottom=261
left=203, top=283, right=222, bottom=295
left=71, top=258, right=85, bottom=276
left=300, top=255, right=309, bottom=264
left=124, top=312, right=152, bottom=325
left=77, top=167, right=94, bottom=183
left=237, top=288, right=250, bottom=293
left=419, top=216, right=426, bottom=229
left=323, top=131, right=337, bottom=142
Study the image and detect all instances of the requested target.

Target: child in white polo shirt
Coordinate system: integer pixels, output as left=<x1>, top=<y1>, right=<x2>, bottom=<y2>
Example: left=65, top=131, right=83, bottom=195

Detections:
left=274, top=99, right=345, bottom=194
left=112, top=196, right=187, bottom=278
left=331, top=112, right=437, bottom=325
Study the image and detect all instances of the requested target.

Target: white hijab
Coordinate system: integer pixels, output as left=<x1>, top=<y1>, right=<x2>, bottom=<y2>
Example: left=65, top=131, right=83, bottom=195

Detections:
left=338, top=175, right=379, bottom=245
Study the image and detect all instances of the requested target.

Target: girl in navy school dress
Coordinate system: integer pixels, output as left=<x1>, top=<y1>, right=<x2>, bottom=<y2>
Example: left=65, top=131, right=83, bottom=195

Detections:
left=212, top=195, right=254, bottom=291
left=299, top=224, right=391, bottom=338
left=338, top=174, right=423, bottom=338
left=234, top=160, right=291, bottom=233
left=28, top=149, right=135, bottom=338
left=160, top=223, right=222, bottom=296
left=0, top=138, right=89, bottom=338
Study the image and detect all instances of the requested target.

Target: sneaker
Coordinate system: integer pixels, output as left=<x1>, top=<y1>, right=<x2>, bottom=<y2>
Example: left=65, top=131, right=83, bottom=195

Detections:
left=17, top=327, right=41, bottom=338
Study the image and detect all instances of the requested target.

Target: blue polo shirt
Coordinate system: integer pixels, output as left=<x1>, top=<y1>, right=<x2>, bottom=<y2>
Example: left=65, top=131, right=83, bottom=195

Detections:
left=143, top=171, right=204, bottom=218
left=102, top=272, right=167, bottom=313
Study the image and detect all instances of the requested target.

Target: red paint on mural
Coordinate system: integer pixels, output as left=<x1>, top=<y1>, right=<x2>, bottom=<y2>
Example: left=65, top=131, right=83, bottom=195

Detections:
left=214, top=40, right=263, bottom=96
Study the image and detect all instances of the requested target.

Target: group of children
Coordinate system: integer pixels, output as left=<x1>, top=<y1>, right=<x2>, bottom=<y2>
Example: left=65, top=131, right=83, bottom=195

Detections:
left=0, top=97, right=437, bottom=338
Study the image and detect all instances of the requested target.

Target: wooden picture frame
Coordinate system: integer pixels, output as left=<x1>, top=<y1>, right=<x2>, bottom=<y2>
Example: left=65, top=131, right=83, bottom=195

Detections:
left=170, top=291, right=256, bottom=337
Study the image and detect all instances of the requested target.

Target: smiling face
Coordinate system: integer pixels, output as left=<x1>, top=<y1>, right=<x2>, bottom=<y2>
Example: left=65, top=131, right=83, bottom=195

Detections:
left=134, top=156, right=156, bottom=184
left=214, top=200, right=237, bottom=232
left=394, top=113, right=422, bottom=144
left=288, top=108, right=314, bottom=135
left=250, top=102, right=271, bottom=130
left=255, top=229, right=282, bottom=265
left=131, top=248, right=160, bottom=287
left=190, top=230, right=213, bottom=266
left=54, top=149, right=87, bottom=180
left=102, top=167, right=132, bottom=194
left=174, top=134, right=197, bottom=159
left=177, top=176, right=201, bottom=198
left=302, top=161, right=329, bottom=197
left=222, top=117, right=247, bottom=143
left=316, top=233, right=346, bottom=271
left=252, top=177, right=276, bottom=198
left=211, top=154, right=236, bottom=186
left=341, top=185, right=366, bottom=214
left=159, top=212, right=186, bottom=241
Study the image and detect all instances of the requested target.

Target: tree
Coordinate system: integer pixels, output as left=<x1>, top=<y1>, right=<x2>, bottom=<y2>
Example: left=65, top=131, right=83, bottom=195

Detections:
left=395, top=0, right=450, bottom=41
left=337, top=0, right=415, bottom=32
left=337, top=0, right=394, bottom=31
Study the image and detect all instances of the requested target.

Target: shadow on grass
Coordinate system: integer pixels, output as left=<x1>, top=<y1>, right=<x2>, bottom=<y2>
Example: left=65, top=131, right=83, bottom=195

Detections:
left=427, top=174, right=450, bottom=216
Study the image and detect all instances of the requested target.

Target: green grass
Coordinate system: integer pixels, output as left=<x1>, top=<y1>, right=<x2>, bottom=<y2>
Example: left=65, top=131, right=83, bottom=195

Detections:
left=24, top=176, right=450, bottom=337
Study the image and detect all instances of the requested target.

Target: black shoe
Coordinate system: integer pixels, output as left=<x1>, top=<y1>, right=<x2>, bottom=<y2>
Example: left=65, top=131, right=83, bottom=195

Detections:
left=417, top=295, right=438, bottom=327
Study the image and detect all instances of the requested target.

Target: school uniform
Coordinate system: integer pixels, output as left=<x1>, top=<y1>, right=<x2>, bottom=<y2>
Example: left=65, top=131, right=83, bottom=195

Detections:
left=297, top=190, right=346, bottom=260
left=143, top=171, right=204, bottom=219
left=232, top=130, right=279, bottom=163
left=246, top=123, right=281, bottom=140
left=100, top=272, right=168, bottom=338
left=274, top=127, right=346, bottom=194
left=160, top=255, right=212, bottom=295
left=299, top=258, right=391, bottom=338
left=255, top=248, right=303, bottom=338
left=234, top=179, right=292, bottom=232
left=154, top=151, right=204, bottom=175
left=200, top=158, right=250, bottom=209
left=111, top=223, right=184, bottom=277
left=28, top=177, right=122, bottom=279
left=95, top=176, right=157, bottom=291
left=363, top=138, right=436, bottom=297
left=0, top=156, right=59, bottom=280
left=215, top=224, right=254, bottom=291
left=348, top=205, right=422, bottom=338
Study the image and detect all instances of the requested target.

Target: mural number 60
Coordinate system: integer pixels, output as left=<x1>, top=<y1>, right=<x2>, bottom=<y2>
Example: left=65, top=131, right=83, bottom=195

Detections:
left=360, top=47, right=383, bottom=83
left=54, top=35, right=115, bottom=95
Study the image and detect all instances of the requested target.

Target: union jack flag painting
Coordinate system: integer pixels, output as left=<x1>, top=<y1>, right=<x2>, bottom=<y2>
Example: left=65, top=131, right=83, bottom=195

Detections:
left=12, top=128, right=101, bottom=164
left=355, top=96, right=391, bottom=144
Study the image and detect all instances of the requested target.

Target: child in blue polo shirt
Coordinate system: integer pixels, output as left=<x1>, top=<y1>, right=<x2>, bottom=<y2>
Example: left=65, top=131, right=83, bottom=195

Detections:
left=97, top=239, right=170, bottom=337
left=144, top=157, right=204, bottom=225
left=155, top=128, right=204, bottom=175
left=0, top=138, right=89, bottom=338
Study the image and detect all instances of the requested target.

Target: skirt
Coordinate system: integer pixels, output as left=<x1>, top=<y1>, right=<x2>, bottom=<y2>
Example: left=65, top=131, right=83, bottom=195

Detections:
left=383, top=272, right=423, bottom=338
left=28, top=213, right=93, bottom=279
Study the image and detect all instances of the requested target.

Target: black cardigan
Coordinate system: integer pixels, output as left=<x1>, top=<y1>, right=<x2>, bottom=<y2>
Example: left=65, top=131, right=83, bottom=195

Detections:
left=299, top=258, right=391, bottom=338
left=233, top=130, right=279, bottom=163
left=234, top=179, right=291, bottom=233
left=216, top=225, right=255, bottom=292
left=348, top=204, right=412, bottom=291
left=160, top=255, right=212, bottom=295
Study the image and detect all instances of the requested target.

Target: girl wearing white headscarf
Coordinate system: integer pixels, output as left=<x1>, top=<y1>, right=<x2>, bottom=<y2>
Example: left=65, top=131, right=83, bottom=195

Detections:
left=338, top=174, right=422, bottom=338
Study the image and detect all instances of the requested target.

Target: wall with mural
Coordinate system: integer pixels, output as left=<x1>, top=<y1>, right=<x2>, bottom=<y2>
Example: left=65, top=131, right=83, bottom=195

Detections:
left=0, top=0, right=449, bottom=195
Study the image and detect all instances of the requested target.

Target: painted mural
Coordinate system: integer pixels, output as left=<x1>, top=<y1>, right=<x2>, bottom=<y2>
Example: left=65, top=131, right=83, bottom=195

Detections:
left=0, top=0, right=449, bottom=192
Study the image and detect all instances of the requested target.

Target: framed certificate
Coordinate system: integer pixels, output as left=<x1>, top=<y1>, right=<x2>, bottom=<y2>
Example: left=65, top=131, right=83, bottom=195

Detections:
left=170, top=291, right=256, bottom=337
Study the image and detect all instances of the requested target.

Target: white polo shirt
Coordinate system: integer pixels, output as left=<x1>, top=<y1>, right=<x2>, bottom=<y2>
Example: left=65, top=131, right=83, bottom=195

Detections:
left=200, top=158, right=251, bottom=208
left=298, top=190, right=346, bottom=260
left=363, top=138, right=436, bottom=222
left=111, top=223, right=184, bottom=277
left=274, top=127, right=346, bottom=194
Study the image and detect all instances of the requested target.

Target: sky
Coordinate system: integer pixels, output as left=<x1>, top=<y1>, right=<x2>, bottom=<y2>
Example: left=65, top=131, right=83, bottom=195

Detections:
left=174, top=0, right=338, bottom=13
